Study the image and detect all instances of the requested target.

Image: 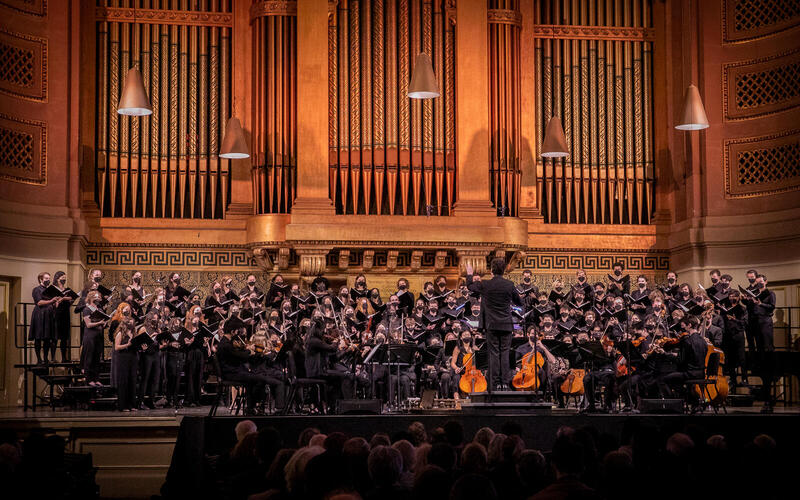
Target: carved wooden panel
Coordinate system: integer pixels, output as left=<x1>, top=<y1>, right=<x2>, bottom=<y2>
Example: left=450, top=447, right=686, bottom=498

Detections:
left=724, top=129, right=800, bottom=198
left=724, top=49, right=800, bottom=120
left=0, top=0, right=46, bottom=17
left=0, top=112, right=46, bottom=185
left=723, top=0, right=800, bottom=43
left=0, top=28, right=47, bottom=102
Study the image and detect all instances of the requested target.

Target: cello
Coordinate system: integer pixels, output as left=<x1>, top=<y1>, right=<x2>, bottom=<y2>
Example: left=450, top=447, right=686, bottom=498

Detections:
left=513, top=349, right=545, bottom=391
left=458, top=342, right=488, bottom=394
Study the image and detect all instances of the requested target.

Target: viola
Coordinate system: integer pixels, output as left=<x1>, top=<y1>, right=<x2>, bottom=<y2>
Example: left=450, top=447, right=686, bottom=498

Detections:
left=458, top=351, right=487, bottom=394
left=512, top=349, right=545, bottom=391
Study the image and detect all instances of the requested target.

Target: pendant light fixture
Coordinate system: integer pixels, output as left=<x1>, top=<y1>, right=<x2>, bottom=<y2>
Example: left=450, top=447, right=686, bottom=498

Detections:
left=540, top=116, right=569, bottom=158
left=117, top=4, right=152, bottom=116
left=219, top=117, right=249, bottom=159
left=675, top=84, right=709, bottom=131
left=408, top=53, right=440, bottom=99
left=117, top=68, right=153, bottom=116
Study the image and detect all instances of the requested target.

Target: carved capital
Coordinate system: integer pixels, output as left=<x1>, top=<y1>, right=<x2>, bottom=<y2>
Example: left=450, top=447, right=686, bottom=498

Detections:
left=410, top=251, right=423, bottom=272
left=295, top=248, right=329, bottom=277
left=252, top=247, right=273, bottom=271
left=434, top=251, right=447, bottom=272
left=277, top=247, right=290, bottom=270
left=457, top=249, right=491, bottom=277
left=506, top=250, right=525, bottom=273
left=363, top=250, right=375, bottom=271
left=338, top=249, right=350, bottom=270
left=387, top=250, right=399, bottom=271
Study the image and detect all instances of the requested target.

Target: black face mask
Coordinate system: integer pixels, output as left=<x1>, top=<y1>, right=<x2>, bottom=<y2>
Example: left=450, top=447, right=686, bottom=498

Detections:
left=426, top=288, right=434, bottom=295
left=248, top=281, right=256, bottom=286
left=226, top=282, right=233, bottom=288
left=437, top=282, right=446, bottom=289
left=638, top=283, right=646, bottom=289
left=595, top=291, right=603, bottom=297
left=214, top=287, right=222, bottom=294
left=133, top=276, right=141, bottom=284
left=578, top=276, right=585, bottom=283
left=59, top=279, right=66, bottom=286
left=94, top=276, right=102, bottom=283
left=174, top=278, right=181, bottom=285
left=399, top=284, right=407, bottom=290
left=523, top=276, right=531, bottom=283
left=357, top=281, right=366, bottom=288
left=42, top=280, right=50, bottom=287
left=615, top=304, right=624, bottom=311
left=668, top=278, right=675, bottom=284
left=646, top=325, right=655, bottom=331
left=748, top=278, right=756, bottom=284
left=543, top=323, right=552, bottom=329
left=711, top=277, right=719, bottom=284
left=755, top=283, right=764, bottom=289
left=416, top=306, right=424, bottom=311
left=614, top=270, right=621, bottom=276
left=731, top=299, right=739, bottom=305
left=682, top=291, right=690, bottom=297
left=654, top=304, right=663, bottom=311
left=123, top=310, right=131, bottom=317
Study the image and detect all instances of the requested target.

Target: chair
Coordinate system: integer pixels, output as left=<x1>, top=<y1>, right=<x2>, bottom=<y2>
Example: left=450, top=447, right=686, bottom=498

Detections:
left=684, top=352, right=727, bottom=414
left=208, top=356, right=247, bottom=417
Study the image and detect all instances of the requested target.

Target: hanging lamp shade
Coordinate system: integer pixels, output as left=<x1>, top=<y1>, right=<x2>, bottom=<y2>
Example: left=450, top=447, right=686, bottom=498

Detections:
left=408, top=53, right=440, bottom=99
left=675, top=84, right=709, bottom=130
left=219, top=117, right=250, bottom=159
left=540, top=116, right=569, bottom=158
left=117, top=68, right=153, bottom=116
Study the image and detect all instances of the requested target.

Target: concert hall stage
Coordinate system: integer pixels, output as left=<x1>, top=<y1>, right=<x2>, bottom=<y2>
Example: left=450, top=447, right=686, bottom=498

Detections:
left=3, top=406, right=800, bottom=498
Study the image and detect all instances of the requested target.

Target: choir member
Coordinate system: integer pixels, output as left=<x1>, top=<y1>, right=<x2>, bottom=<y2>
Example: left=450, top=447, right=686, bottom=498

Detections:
left=30, top=272, right=60, bottom=364
left=80, top=290, right=107, bottom=386
left=137, top=312, right=163, bottom=409
left=114, top=319, right=138, bottom=412
left=52, top=271, right=72, bottom=361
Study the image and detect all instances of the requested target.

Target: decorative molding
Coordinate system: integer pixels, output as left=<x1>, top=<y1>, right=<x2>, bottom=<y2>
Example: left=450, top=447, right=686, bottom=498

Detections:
left=362, top=250, right=375, bottom=271
left=387, top=250, right=399, bottom=271
left=722, top=0, right=800, bottom=44
left=724, top=129, right=800, bottom=198
left=0, top=28, right=47, bottom=102
left=86, top=247, right=256, bottom=268
left=338, top=249, right=350, bottom=270
left=95, top=6, right=233, bottom=28
left=488, top=9, right=521, bottom=27
left=532, top=24, right=655, bottom=41
left=250, top=1, right=297, bottom=21
left=0, top=112, right=46, bottom=185
left=520, top=252, right=670, bottom=272
left=0, top=0, right=46, bottom=17
left=410, top=250, right=423, bottom=271
left=723, top=48, right=800, bottom=121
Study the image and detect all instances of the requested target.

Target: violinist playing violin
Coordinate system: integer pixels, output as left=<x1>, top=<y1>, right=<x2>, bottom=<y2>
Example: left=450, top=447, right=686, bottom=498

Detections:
left=654, top=315, right=708, bottom=409
left=217, top=316, right=282, bottom=415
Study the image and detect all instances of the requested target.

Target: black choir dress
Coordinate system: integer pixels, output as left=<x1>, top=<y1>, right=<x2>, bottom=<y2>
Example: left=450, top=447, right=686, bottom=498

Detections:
left=29, top=285, right=55, bottom=341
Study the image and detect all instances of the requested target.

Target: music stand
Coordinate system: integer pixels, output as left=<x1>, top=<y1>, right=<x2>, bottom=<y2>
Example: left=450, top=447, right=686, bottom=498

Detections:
left=388, top=344, right=418, bottom=411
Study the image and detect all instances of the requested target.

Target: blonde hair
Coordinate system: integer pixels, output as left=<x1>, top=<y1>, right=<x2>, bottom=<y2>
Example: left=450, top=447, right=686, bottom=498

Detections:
left=86, top=291, right=101, bottom=304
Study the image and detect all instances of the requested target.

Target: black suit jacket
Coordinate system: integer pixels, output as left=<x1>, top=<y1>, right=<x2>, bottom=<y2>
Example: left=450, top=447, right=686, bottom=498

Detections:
left=466, top=274, right=522, bottom=333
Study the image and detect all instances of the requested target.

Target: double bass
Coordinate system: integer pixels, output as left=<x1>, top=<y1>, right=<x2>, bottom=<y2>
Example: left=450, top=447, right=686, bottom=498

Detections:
left=694, top=319, right=729, bottom=404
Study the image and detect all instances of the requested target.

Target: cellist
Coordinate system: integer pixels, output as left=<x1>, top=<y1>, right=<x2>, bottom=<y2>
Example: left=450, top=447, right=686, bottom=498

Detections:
left=450, top=330, right=477, bottom=397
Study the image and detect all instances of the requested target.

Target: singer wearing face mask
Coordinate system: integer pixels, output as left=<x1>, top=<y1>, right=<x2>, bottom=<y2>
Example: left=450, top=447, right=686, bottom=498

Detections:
left=52, top=271, right=73, bottom=361
left=30, top=272, right=60, bottom=364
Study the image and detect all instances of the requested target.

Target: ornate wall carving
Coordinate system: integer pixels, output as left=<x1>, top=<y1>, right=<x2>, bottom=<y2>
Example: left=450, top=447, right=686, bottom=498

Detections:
left=251, top=1, right=297, bottom=214
left=722, top=0, right=800, bottom=43
left=534, top=0, right=655, bottom=224
left=0, top=28, right=47, bottom=102
left=94, top=0, right=232, bottom=219
left=724, top=129, right=800, bottom=198
left=0, top=0, right=46, bottom=17
left=328, top=0, right=457, bottom=216
left=723, top=48, right=800, bottom=120
left=0, top=112, right=46, bottom=185
left=86, top=244, right=258, bottom=269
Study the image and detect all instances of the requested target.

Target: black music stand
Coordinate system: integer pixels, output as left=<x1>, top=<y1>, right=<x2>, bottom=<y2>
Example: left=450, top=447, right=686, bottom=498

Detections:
left=388, top=344, right=418, bottom=411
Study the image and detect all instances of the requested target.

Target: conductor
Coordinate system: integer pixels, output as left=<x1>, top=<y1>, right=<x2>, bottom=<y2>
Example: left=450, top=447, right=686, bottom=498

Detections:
left=465, top=258, right=523, bottom=391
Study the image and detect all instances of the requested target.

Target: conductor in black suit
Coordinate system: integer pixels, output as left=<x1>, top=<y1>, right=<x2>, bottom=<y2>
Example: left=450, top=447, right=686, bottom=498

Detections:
left=465, top=258, right=523, bottom=391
